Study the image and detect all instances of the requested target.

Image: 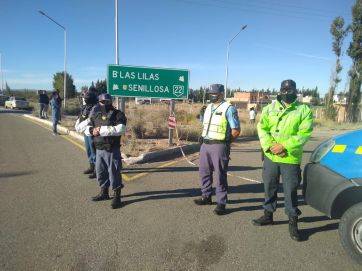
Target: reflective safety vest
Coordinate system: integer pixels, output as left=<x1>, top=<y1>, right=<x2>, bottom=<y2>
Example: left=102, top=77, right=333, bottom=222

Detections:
left=202, top=102, right=231, bottom=140
left=258, top=99, right=313, bottom=164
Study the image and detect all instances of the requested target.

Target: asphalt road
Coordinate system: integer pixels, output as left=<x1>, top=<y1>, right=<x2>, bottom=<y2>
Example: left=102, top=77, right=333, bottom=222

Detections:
left=0, top=112, right=361, bottom=271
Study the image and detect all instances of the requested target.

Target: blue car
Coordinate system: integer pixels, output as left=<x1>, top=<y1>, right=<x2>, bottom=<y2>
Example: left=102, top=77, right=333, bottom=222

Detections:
left=303, top=129, right=362, bottom=265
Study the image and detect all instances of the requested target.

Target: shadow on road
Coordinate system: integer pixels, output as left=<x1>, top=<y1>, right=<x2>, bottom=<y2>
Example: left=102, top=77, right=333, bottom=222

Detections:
left=298, top=215, right=339, bottom=241
left=123, top=165, right=262, bottom=174
left=0, top=171, right=36, bottom=179
left=122, top=187, right=200, bottom=206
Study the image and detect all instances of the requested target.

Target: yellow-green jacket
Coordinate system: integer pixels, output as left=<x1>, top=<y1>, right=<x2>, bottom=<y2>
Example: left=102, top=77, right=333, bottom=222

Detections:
left=258, top=99, right=313, bottom=164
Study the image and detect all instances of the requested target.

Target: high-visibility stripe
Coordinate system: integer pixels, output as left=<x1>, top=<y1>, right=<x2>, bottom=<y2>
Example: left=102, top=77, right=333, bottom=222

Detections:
left=332, top=144, right=347, bottom=153
left=355, top=146, right=362, bottom=155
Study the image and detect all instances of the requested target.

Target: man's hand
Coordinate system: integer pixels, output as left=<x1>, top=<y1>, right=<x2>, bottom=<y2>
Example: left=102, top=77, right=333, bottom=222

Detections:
left=270, top=143, right=286, bottom=156
left=230, top=128, right=240, bottom=141
left=92, top=127, right=100, bottom=136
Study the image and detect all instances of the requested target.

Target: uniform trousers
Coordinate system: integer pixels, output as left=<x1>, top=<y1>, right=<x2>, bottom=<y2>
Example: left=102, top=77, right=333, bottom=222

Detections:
left=96, top=146, right=122, bottom=191
left=198, top=143, right=230, bottom=205
left=84, top=135, right=96, bottom=165
left=262, top=155, right=302, bottom=217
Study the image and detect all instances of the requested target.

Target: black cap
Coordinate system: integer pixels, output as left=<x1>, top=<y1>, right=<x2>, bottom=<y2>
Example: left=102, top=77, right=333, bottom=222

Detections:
left=280, top=79, right=296, bottom=92
left=207, top=84, right=225, bottom=94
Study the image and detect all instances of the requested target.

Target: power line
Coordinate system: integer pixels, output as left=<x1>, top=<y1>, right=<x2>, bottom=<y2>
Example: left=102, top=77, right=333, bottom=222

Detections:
left=175, top=0, right=350, bottom=21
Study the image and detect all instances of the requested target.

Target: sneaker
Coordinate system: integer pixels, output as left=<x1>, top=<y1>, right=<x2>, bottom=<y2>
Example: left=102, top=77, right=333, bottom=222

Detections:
left=52, top=132, right=57, bottom=136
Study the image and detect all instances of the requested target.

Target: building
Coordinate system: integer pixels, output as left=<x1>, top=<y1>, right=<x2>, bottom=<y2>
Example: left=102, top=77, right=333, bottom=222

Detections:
left=227, top=91, right=271, bottom=110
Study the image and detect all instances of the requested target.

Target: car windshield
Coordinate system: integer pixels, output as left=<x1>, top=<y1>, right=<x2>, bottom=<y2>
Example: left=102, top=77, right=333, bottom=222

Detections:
left=15, top=97, right=26, bottom=101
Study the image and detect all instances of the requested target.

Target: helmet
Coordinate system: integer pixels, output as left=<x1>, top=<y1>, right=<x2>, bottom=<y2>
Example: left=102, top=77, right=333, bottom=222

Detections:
left=84, top=90, right=98, bottom=105
left=207, top=84, right=225, bottom=94
left=280, top=79, right=296, bottom=92
left=98, top=93, right=112, bottom=101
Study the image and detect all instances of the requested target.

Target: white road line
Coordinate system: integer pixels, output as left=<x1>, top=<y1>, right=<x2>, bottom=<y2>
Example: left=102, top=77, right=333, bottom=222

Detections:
left=227, top=173, right=262, bottom=184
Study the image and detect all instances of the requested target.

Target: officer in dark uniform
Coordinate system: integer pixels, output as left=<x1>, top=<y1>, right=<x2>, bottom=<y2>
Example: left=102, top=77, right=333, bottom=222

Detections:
left=85, top=93, right=127, bottom=209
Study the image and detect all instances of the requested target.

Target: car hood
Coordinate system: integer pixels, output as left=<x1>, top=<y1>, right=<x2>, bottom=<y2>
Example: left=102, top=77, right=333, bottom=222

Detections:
left=320, top=129, right=362, bottom=180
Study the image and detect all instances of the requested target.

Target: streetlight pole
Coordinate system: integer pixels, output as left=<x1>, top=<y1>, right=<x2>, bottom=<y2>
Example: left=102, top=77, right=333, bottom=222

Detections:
left=115, top=0, right=125, bottom=112
left=0, top=53, right=3, bottom=93
left=224, top=25, right=247, bottom=100
left=38, top=10, right=67, bottom=109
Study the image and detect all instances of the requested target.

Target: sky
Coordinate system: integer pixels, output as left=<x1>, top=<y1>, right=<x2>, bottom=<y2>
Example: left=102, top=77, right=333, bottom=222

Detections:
left=0, top=0, right=356, bottom=96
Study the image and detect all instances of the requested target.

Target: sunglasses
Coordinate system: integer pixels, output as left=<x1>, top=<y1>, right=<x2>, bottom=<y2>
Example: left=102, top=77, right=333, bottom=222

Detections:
left=280, top=88, right=296, bottom=94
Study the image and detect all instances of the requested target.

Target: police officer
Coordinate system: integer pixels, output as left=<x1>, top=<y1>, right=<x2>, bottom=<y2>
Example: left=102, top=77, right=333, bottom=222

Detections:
left=194, top=84, right=240, bottom=215
left=252, top=79, right=313, bottom=241
left=75, top=87, right=98, bottom=179
left=85, top=93, right=127, bottom=209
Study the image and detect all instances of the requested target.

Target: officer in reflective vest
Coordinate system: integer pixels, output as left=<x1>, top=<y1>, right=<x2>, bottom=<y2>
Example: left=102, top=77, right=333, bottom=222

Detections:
left=85, top=93, right=127, bottom=209
left=194, top=84, right=240, bottom=215
left=252, top=79, right=313, bottom=241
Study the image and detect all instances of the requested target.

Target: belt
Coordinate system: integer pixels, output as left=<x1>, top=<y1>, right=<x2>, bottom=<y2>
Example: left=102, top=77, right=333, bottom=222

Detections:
left=203, top=139, right=226, bottom=144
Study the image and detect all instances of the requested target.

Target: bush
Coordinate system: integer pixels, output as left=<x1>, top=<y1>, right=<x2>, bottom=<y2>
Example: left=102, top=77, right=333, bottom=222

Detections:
left=241, top=123, right=258, bottom=137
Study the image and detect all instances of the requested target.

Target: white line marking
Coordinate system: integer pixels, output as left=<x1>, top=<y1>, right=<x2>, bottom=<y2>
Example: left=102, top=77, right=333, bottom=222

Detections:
left=227, top=173, right=262, bottom=184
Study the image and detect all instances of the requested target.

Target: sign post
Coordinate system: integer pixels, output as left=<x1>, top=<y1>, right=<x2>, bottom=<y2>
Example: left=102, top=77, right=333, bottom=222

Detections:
left=168, top=100, right=176, bottom=145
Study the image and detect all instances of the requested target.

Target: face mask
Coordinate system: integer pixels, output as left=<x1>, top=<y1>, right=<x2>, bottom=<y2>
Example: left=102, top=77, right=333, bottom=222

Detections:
left=209, top=94, right=220, bottom=103
left=280, top=93, right=297, bottom=104
left=100, top=102, right=112, bottom=112
left=82, top=98, right=86, bottom=105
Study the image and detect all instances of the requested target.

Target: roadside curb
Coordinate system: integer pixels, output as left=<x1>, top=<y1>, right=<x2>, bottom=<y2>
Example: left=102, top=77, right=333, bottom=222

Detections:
left=23, top=114, right=84, bottom=141
left=23, top=114, right=200, bottom=165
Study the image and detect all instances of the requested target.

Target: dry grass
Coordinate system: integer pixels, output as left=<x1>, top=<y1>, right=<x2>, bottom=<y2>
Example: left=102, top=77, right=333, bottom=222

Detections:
left=38, top=99, right=362, bottom=157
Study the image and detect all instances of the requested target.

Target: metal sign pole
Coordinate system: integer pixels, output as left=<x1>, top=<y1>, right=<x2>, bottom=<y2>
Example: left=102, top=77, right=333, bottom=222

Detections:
left=115, top=0, right=125, bottom=112
left=168, top=99, right=175, bottom=146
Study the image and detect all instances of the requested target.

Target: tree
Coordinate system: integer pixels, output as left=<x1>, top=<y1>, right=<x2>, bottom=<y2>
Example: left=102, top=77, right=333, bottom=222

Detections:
left=346, top=0, right=362, bottom=123
left=5, top=82, right=11, bottom=95
left=95, top=79, right=107, bottom=94
left=52, top=71, right=76, bottom=99
left=80, top=85, right=88, bottom=94
left=325, top=16, right=347, bottom=120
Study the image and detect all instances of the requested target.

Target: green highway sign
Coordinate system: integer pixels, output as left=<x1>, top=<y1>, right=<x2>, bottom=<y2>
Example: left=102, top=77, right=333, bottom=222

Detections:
left=107, top=65, right=189, bottom=99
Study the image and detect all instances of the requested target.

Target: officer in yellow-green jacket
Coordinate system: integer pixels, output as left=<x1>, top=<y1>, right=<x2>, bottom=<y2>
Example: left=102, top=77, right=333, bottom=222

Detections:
left=252, top=79, right=313, bottom=242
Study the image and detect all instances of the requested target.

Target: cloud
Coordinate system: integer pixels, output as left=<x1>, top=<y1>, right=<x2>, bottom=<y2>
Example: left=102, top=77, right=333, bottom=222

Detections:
left=253, top=43, right=332, bottom=62
left=295, top=53, right=331, bottom=61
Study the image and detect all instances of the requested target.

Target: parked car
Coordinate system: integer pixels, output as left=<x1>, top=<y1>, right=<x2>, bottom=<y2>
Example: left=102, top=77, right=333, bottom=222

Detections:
left=4, top=96, right=29, bottom=110
left=303, top=129, right=362, bottom=265
left=0, top=95, right=9, bottom=106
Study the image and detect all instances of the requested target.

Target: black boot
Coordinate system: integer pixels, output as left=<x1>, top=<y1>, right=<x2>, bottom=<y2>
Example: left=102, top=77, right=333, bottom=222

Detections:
left=252, top=210, right=273, bottom=226
left=88, top=169, right=96, bottom=179
left=194, top=195, right=212, bottom=205
left=289, top=216, right=301, bottom=241
left=83, top=163, right=94, bottom=174
left=214, top=204, right=226, bottom=215
left=92, top=187, right=110, bottom=201
left=111, top=188, right=122, bottom=209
